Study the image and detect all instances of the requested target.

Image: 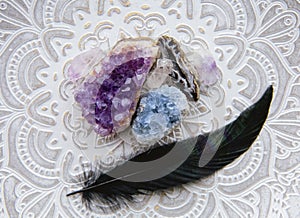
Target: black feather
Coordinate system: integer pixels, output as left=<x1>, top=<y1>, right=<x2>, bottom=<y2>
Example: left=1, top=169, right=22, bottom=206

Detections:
left=67, top=86, right=273, bottom=212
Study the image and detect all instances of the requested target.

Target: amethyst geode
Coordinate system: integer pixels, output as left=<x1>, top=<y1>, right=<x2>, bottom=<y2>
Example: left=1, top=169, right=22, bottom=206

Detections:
left=94, top=58, right=150, bottom=135
left=73, top=38, right=158, bottom=136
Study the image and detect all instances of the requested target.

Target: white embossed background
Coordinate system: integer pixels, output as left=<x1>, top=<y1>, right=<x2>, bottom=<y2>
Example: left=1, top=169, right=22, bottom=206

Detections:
left=0, top=0, right=299, bottom=217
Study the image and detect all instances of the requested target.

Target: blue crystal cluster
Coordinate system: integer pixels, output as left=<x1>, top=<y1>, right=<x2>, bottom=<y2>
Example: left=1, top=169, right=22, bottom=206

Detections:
left=132, top=91, right=181, bottom=144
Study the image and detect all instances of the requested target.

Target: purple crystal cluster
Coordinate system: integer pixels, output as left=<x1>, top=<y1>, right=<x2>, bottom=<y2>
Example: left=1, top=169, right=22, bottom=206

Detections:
left=74, top=76, right=101, bottom=125
left=73, top=38, right=158, bottom=136
left=184, top=46, right=222, bottom=92
left=94, top=58, right=151, bottom=136
left=93, top=38, right=158, bottom=78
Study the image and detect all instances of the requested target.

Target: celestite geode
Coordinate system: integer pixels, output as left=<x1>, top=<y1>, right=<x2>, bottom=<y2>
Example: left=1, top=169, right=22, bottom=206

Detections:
left=132, top=85, right=188, bottom=145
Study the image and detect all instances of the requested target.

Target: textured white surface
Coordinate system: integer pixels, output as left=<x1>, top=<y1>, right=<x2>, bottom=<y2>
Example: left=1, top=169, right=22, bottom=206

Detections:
left=0, top=0, right=299, bottom=217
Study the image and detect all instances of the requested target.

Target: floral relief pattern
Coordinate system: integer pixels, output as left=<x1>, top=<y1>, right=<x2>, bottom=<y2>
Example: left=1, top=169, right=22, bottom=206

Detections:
left=0, top=0, right=299, bottom=217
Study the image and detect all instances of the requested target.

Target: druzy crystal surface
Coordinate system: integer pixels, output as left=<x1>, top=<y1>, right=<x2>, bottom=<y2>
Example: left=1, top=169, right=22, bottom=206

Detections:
left=132, top=86, right=187, bottom=144
left=73, top=38, right=158, bottom=136
left=94, top=58, right=150, bottom=135
left=183, top=45, right=221, bottom=93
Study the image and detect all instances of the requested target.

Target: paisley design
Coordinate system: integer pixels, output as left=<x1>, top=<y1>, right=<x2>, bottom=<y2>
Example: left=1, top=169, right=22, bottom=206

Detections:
left=0, top=0, right=299, bottom=217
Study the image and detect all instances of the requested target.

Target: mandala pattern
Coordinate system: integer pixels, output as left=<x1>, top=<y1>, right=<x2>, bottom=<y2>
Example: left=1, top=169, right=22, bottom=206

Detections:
left=0, top=0, right=299, bottom=217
